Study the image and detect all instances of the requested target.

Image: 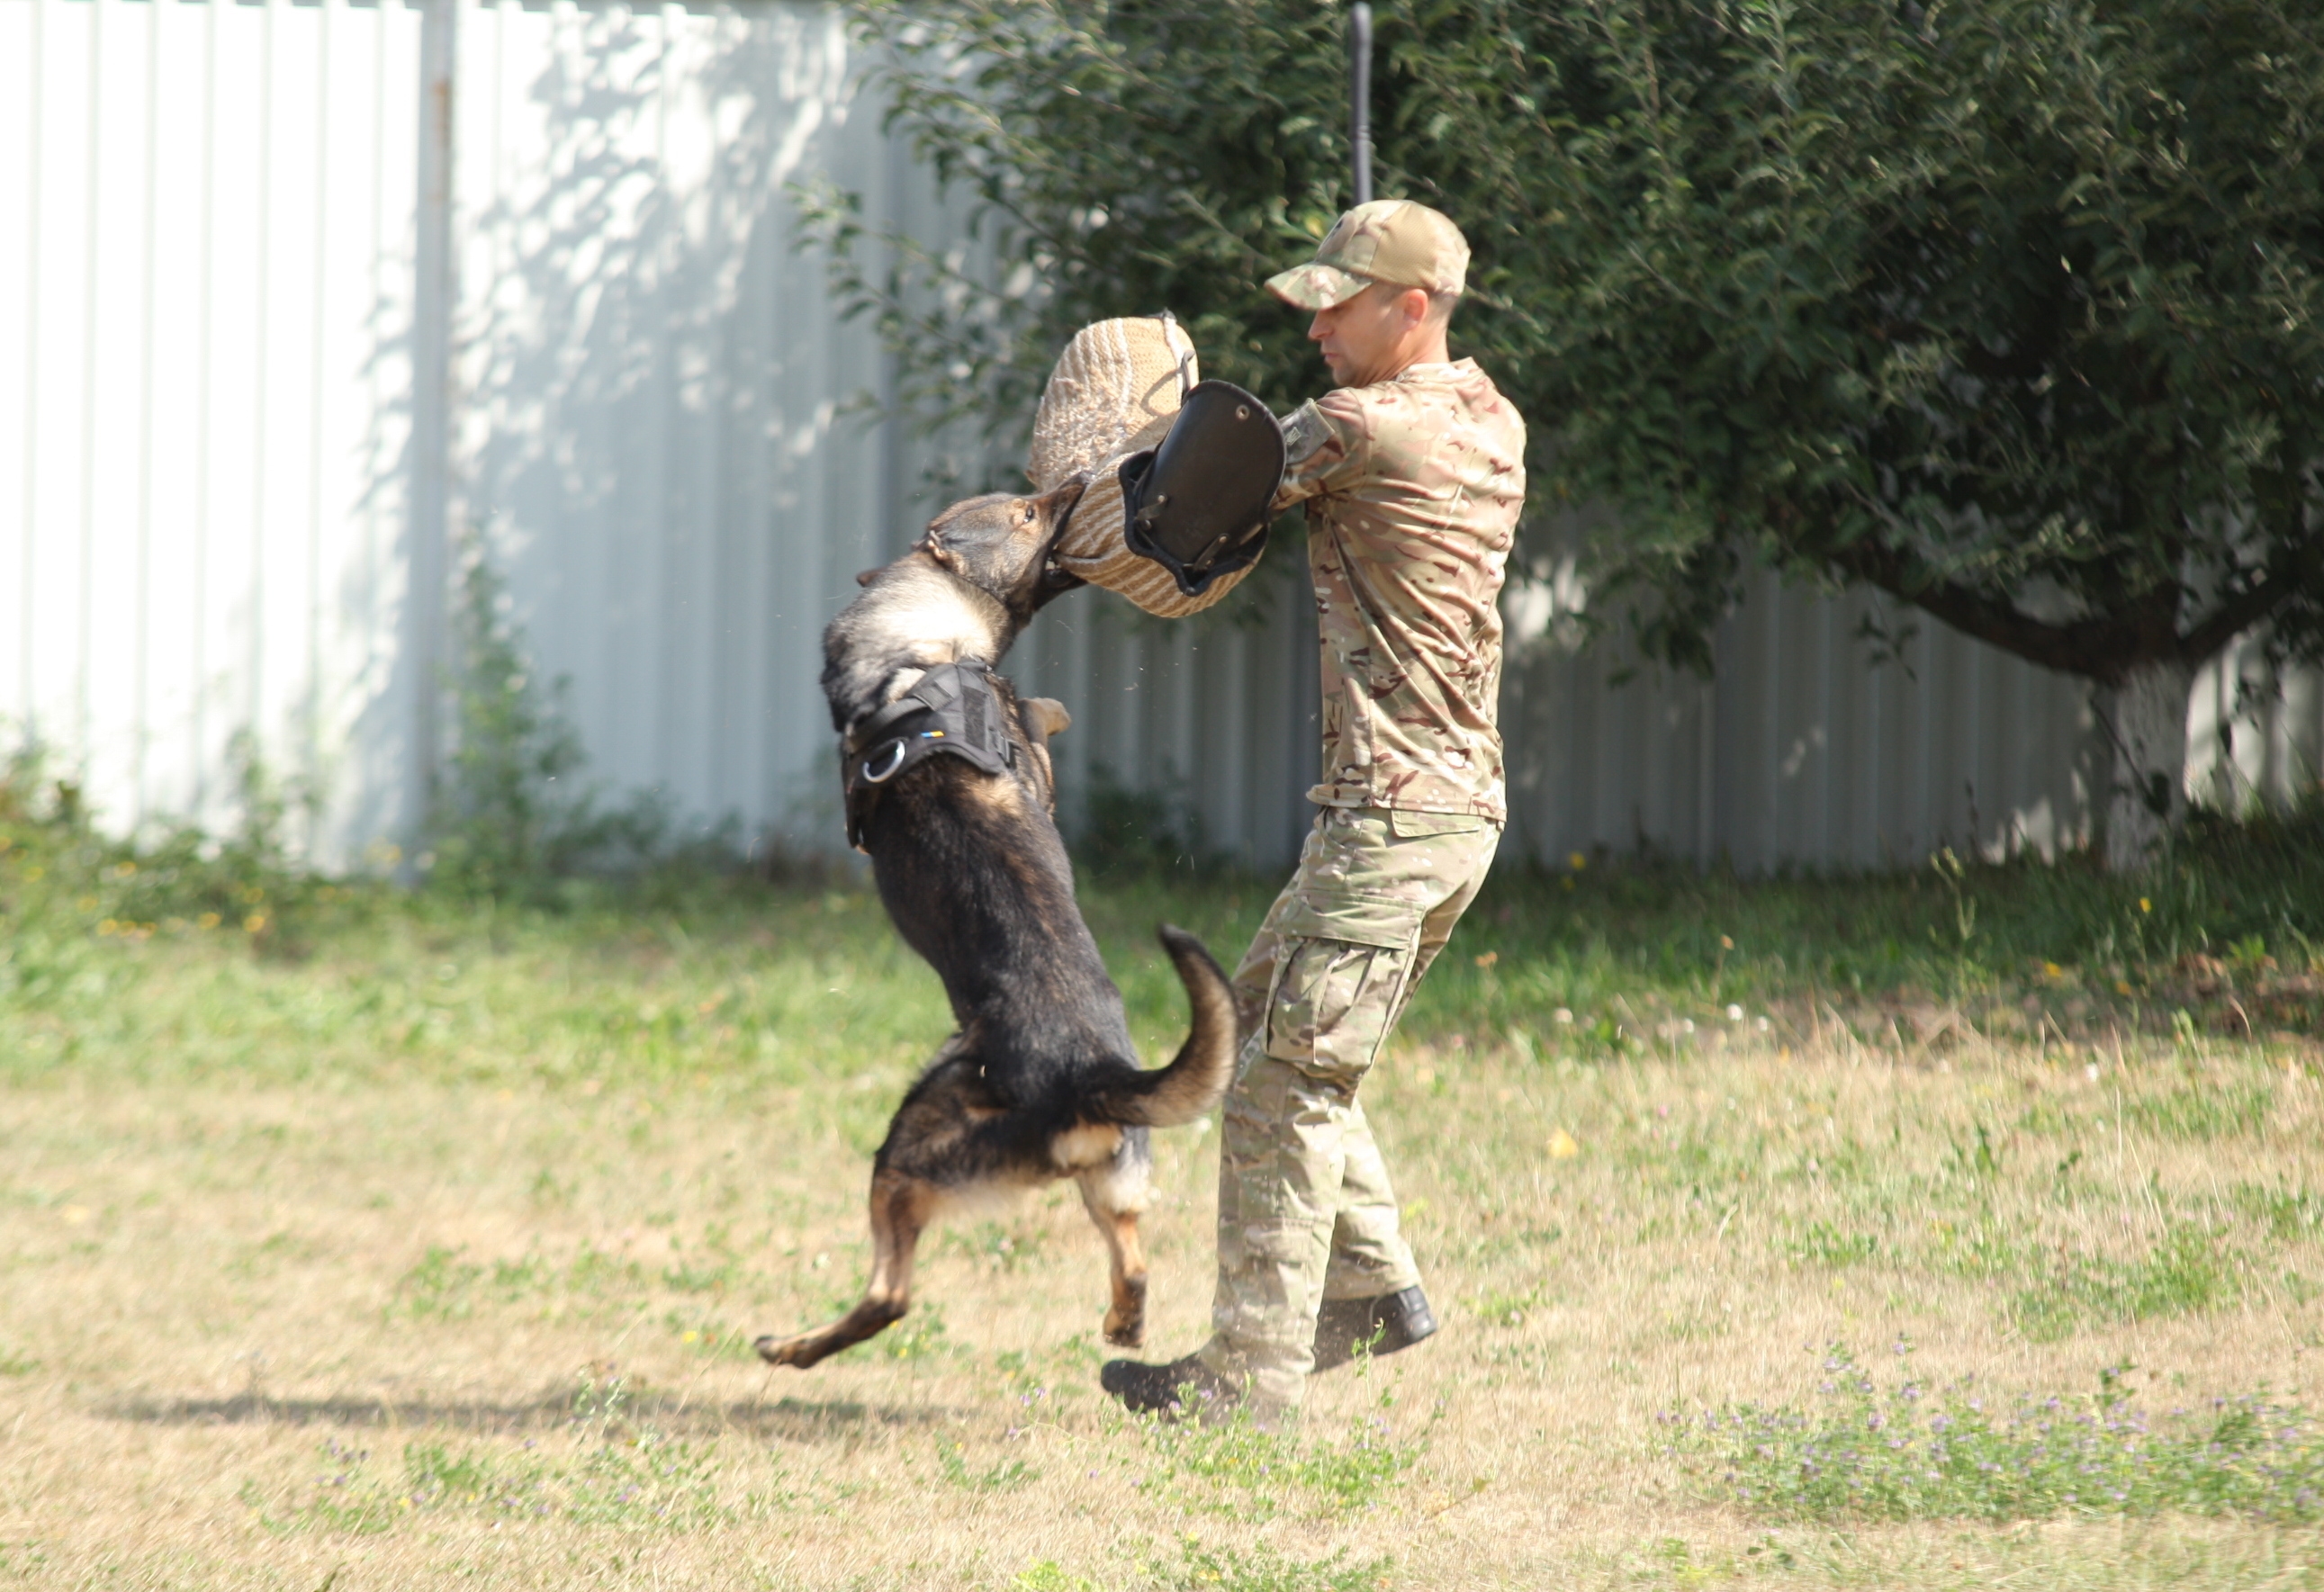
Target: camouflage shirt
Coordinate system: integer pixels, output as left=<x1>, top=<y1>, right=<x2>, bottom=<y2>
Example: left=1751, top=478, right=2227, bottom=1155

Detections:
left=1273, top=358, right=1526, bottom=820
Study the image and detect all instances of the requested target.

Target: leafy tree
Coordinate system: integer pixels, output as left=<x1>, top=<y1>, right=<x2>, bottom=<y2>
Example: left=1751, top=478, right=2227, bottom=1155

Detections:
left=818, top=0, right=2324, bottom=868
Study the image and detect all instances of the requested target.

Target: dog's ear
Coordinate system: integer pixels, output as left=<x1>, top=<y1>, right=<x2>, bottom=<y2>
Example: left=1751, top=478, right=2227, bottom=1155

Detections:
left=1021, top=697, right=1071, bottom=745
left=918, top=515, right=964, bottom=573
left=1040, top=474, right=1089, bottom=525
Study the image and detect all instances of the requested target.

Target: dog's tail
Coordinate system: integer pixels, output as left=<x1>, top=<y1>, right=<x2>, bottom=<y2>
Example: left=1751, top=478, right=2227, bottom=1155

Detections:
left=1089, top=924, right=1239, bottom=1129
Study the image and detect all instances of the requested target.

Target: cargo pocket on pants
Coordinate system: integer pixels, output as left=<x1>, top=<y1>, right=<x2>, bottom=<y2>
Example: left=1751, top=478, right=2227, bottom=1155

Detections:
left=1263, top=937, right=1410, bottom=1087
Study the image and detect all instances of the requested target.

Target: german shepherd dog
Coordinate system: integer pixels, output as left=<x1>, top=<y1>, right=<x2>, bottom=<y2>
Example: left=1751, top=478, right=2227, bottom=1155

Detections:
left=753, top=480, right=1238, bottom=1370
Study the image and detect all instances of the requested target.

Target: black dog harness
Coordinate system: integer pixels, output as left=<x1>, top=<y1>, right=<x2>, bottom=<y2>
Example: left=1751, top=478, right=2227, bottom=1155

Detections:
left=840, top=660, right=1016, bottom=852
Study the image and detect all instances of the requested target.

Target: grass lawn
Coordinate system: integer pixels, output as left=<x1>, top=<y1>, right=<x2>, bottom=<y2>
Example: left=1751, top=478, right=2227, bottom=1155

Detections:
left=2, top=802, right=2322, bottom=1588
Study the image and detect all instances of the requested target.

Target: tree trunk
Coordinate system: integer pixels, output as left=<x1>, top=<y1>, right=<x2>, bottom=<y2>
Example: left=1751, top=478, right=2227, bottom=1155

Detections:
left=2101, top=657, right=2193, bottom=872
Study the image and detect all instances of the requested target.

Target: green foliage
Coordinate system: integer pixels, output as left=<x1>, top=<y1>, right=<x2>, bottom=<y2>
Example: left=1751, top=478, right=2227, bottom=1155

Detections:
left=1469, top=1282, right=1552, bottom=1328
left=1076, top=762, right=1215, bottom=877
left=1394, top=803, right=2324, bottom=1042
left=805, top=2, right=1355, bottom=456
left=0, top=740, right=340, bottom=974
left=825, top=0, right=2324, bottom=705
left=4, top=761, right=2317, bottom=1096
left=0, top=542, right=770, bottom=956
left=427, top=541, right=704, bottom=901
left=1682, top=1345, right=2324, bottom=1524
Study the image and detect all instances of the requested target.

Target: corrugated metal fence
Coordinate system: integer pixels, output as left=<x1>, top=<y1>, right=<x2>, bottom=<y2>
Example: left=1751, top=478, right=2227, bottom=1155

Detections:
left=6, top=0, right=2319, bottom=876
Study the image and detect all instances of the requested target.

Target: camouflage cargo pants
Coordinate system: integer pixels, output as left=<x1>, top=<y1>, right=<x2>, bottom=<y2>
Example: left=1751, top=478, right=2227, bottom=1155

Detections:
left=1197, top=805, right=1500, bottom=1412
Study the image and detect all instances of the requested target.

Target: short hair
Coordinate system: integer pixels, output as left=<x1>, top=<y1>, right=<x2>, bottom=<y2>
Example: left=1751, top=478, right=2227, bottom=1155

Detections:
left=1363, top=279, right=1459, bottom=326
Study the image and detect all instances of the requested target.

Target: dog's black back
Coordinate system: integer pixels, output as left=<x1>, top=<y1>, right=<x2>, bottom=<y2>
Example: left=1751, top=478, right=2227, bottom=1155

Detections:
left=854, top=670, right=1199, bottom=1175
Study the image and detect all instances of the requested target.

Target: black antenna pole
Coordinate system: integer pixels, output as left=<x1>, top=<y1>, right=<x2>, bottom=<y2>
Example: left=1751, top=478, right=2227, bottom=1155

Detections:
left=1348, top=3, right=1374, bottom=205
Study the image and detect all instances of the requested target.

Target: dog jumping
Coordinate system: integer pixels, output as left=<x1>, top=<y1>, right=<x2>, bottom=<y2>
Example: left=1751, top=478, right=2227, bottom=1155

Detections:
left=753, top=479, right=1238, bottom=1371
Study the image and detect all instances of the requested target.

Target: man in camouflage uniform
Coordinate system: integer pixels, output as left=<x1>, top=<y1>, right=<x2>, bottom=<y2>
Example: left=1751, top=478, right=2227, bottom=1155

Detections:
left=1102, top=201, right=1527, bottom=1421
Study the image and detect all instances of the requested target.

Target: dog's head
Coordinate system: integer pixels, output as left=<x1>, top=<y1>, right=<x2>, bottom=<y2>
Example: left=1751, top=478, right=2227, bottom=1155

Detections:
left=916, top=478, right=1088, bottom=626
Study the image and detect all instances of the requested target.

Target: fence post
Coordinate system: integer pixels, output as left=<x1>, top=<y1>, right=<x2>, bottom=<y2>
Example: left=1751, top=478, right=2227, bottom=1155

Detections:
left=1347, top=3, right=1373, bottom=205
left=405, top=0, right=457, bottom=874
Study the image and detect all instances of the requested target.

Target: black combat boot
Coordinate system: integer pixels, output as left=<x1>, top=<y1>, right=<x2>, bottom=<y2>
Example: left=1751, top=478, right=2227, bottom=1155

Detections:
left=1311, top=1286, right=1437, bottom=1372
left=1099, top=1352, right=1239, bottom=1421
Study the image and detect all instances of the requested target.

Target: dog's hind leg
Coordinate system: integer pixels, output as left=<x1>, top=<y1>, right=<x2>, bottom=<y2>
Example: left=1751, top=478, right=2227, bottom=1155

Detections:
left=755, top=1166, right=936, bottom=1370
left=1074, top=1129, right=1154, bottom=1348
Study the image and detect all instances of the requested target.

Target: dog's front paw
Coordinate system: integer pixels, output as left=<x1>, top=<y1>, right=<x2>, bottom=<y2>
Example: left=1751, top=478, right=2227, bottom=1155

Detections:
left=754, top=1332, right=813, bottom=1368
left=1103, top=1309, right=1145, bottom=1348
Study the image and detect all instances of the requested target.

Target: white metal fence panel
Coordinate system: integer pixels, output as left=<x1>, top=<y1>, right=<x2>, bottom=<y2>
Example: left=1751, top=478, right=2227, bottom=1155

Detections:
left=4, top=0, right=428, bottom=857
left=1500, top=572, right=2103, bottom=873
left=6, top=0, right=2315, bottom=877
left=1018, top=562, right=2108, bottom=877
left=451, top=0, right=925, bottom=856
left=1, top=0, right=959, bottom=865
left=1011, top=567, right=1324, bottom=871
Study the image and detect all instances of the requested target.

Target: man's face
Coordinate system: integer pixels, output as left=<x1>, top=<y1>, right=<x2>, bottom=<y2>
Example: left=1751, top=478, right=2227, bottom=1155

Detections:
left=1308, top=281, right=1426, bottom=387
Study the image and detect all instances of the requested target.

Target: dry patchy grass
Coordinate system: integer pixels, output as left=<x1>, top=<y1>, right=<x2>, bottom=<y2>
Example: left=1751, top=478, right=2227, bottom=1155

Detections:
left=0, top=859, right=2321, bottom=1588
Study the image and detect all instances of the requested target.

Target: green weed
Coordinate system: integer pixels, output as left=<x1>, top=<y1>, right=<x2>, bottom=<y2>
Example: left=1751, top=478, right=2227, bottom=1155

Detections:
left=1157, top=1538, right=1393, bottom=1592
left=388, top=1246, right=486, bottom=1322
left=869, top=1302, right=951, bottom=1363
left=2232, top=1183, right=2324, bottom=1241
left=2122, top=1083, right=2272, bottom=1141
left=662, top=1314, right=756, bottom=1361
left=2011, top=1224, right=2245, bottom=1341
left=936, top=1441, right=1038, bottom=1492
left=1468, top=1283, right=1550, bottom=1327
left=659, top=1257, right=740, bottom=1294
left=1013, top=1564, right=1099, bottom=1592
left=1680, top=1345, right=2324, bottom=1525
left=1782, top=1221, right=1880, bottom=1269
left=1132, top=1393, right=1422, bottom=1519
left=387, top=1243, right=652, bottom=1323
left=1015, top=1543, right=1392, bottom=1592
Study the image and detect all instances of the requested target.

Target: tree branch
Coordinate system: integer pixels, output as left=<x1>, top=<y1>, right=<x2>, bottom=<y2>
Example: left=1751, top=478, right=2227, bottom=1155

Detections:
left=1825, top=540, right=2140, bottom=679
left=2177, top=573, right=2295, bottom=666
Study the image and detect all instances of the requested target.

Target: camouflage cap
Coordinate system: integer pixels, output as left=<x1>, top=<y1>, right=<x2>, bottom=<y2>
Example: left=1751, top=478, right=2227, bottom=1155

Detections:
left=1265, top=201, right=1469, bottom=310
